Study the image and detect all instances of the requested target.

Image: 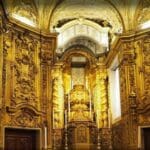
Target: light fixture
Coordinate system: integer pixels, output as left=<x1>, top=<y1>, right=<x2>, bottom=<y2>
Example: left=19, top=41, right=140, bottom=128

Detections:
left=12, top=13, right=36, bottom=27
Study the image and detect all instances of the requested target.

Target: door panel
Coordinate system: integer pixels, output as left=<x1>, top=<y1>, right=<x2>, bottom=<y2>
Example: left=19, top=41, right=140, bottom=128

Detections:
left=5, top=128, right=36, bottom=150
left=144, top=128, right=150, bottom=150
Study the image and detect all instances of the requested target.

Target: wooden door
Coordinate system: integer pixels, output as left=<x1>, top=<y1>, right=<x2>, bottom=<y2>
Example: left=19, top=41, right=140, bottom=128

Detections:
left=144, top=128, right=150, bottom=150
left=5, top=128, right=36, bottom=150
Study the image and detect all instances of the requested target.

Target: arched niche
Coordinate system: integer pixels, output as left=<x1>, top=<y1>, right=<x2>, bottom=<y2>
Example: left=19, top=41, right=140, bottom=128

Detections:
left=58, top=45, right=97, bottom=96
left=60, top=46, right=97, bottom=67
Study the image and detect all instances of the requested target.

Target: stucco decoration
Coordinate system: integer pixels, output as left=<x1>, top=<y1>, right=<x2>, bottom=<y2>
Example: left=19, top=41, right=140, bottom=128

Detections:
left=50, top=0, right=123, bottom=33
left=135, top=0, right=150, bottom=27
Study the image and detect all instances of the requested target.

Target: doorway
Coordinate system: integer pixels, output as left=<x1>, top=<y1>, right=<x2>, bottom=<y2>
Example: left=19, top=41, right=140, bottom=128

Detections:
left=143, top=128, right=150, bottom=150
left=5, top=128, right=39, bottom=150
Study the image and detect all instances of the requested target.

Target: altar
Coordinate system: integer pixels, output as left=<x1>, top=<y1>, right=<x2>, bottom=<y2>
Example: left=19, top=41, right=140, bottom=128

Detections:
left=67, top=121, right=97, bottom=150
left=65, top=85, right=97, bottom=150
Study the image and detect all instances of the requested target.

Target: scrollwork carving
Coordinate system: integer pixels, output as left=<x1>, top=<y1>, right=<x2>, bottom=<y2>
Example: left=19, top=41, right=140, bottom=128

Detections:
left=6, top=106, right=41, bottom=127
left=40, top=41, right=53, bottom=65
left=122, top=42, right=136, bottom=65
left=40, top=50, right=53, bottom=65
left=15, top=112, right=36, bottom=126
left=143, top=38, right=150, bottom=94
left=12, top=33, right=38, bottom=106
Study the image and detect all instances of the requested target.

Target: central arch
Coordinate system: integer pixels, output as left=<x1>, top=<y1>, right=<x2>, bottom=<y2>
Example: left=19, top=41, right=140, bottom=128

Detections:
left=60, top=45, right=97, bottom=66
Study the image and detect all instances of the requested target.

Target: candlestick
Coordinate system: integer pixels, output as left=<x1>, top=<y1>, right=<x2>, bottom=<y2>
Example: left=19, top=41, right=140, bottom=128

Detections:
left=97, top=128, right=101, bottom=150
left=89, top=94, right=92, bottom=119
left=65, top=110, right=67, bottom=129
left=53, top=131, right=56, bottom=150
left=53, top=110, right=55, bottom=129
left=97, top=110, right=99, bottom=128
left=108, top=108, right=111, bottom=128
left=44, top=127, right=47, bottom=149
left=68, top=94, right=70, bottom=122
left=64, top=129, right=68, bottom=150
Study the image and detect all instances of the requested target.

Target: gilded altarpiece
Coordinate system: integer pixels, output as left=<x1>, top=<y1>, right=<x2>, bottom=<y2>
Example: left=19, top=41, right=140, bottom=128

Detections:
left=53, top=51, right=112, bottom=150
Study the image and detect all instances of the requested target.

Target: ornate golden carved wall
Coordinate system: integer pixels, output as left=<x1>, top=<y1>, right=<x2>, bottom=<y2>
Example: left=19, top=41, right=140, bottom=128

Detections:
left=0, top=7, right=57, bottom=149
left=108, top=30, right=150, bottom=150
left=0, top=2, right=150, bottom=150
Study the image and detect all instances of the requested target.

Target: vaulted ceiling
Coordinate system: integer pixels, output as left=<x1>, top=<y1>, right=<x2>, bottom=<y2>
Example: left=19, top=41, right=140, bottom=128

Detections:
left=2, top=0, right=150, bottom=33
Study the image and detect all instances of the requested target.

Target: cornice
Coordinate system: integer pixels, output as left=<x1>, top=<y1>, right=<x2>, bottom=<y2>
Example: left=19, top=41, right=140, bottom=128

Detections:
left=105, top=29, right=150, bottom=68
left=7, top=17, right=58, bottom=38
left=0, top=5, right=58, bottom=39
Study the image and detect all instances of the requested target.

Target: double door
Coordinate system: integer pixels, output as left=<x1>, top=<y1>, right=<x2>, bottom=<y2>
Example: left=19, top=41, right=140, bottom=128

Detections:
left=5, top=128, right=36, bottom=150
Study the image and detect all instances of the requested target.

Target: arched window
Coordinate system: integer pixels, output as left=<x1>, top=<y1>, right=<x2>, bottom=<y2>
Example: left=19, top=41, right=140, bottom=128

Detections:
left=109, top=56, right=121, bottom=122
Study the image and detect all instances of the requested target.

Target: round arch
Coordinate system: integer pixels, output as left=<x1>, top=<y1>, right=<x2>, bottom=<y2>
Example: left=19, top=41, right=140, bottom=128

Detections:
left=60, top=45, right=97, bottom=66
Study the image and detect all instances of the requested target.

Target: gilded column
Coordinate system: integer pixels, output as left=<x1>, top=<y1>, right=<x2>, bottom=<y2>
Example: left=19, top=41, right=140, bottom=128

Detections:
left=94, top=65, right=108, bottom=128
left=63, top=64, right=71, bottom=95
left=0, top=11, right=3, bottom=109
left=3, top=27, right=12, bottom=108
left=52, top=64, right=64, bottom=129
left=99, top=68, right=108, bottom=128
left=93, top=68, right=101, bottom=127
left=40, top=38, right=54, bottom=150
left=0, top=8, right=3, bottom=149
